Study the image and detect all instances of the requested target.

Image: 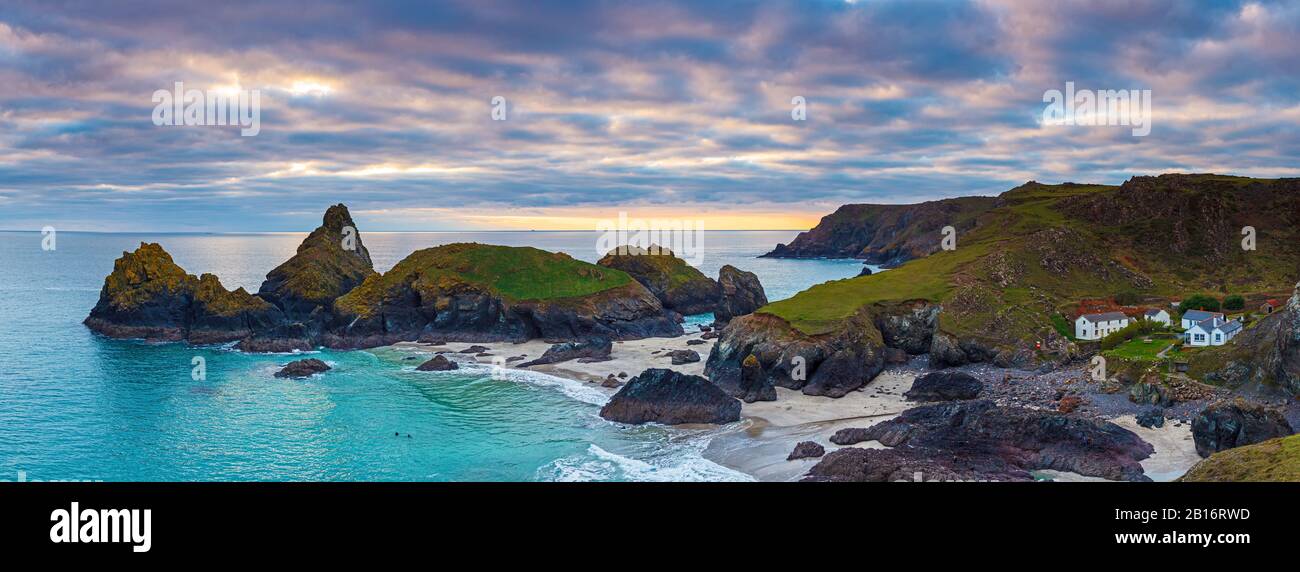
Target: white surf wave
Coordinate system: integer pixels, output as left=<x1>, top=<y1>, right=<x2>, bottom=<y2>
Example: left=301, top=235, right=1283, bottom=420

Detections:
left=537, top=443, right=754, bottom=483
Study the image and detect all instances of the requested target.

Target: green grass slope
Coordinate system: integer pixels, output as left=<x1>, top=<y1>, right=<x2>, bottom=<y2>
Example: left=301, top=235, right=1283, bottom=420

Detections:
left=336, top=243, right=634, bottom=318
left=1180, top=433, right=1300, bottom=482
left=761, top=174, right=1300, bottom=352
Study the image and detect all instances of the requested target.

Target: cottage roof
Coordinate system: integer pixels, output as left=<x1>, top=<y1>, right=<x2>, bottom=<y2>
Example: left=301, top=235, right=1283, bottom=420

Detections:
left=1182, top=309, right=1223, bottom=322
left=1080, top=311, right=1128, bottom=322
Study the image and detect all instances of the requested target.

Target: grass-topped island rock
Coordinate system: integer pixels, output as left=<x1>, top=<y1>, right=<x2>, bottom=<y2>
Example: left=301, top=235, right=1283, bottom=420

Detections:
left=327, top=243, right=682, bottom=348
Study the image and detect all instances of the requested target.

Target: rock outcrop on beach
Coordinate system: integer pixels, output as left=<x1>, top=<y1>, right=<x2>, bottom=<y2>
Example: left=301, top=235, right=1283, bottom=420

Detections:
left=762, top=197, right=998, bottom=265
left=274, top=358, right=331, bottom=378
left=258, top=204, right=375, bottom=324
left=704, top=309, right=887, bottom=398
left=598, top=368, right=741, bottom=425
left=813, top=400, right=1155, bottom=482
left=1191, top=399, right=1293, bottom=458
left=327, top=243, right=682, bottom=348
left=84, top=243, right=286, bottom=344
left=416, top=355, right=458, bottom=371
left=713, top=265, right=768, bottom=326
left=788, top=441, right=825, bottom=460
left=597, top=246, right=720, bottom=316
left=1180, top=433, right=1300, bottom=482
left=903, top=371, right=983, bottom=401
left=519, top=338, right=613, bottom=367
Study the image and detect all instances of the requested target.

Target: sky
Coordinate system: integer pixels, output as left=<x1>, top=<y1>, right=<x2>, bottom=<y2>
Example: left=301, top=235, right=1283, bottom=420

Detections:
left=0, top=0, right=1297, bottom=232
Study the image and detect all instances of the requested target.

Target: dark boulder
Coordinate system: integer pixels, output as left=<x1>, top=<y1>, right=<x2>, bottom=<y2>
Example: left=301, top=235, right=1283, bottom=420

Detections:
left=1136, top=407, right=1165, bottom=429
left=904, top=371, right=983, bottom=402
left=713, top=265, right=768, bottom=326
left=1129, top=380, right=1173, bottom=407
left=416, top=355, right=459, bottom=371
left=520, top=339, right=613, bottom=367
left=857, top=266, right=873, bottom=277
left=817, top=400, right=1155, bottom=481
left=787, top=441, right=826, bottom=460
left=804, top=447, right=1027, bottom=482
left=667, top=349, right=701, bottom=365
left=599, top=368, right=742, bottom=425
left=274, top=358, right=331, bottom=378
left=458, top=345, right=491, bottom=354
left=1191, top=399, right=1293, bottom=458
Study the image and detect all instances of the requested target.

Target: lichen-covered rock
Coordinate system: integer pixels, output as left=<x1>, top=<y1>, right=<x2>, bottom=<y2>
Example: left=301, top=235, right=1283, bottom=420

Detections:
left=713, top=265, right=768, bottom=325
left=257, top=204, right=375, bottom=323
left=1191, top=399, right=1293, bottom=458
left=274, top=358, right=331, bottom=378
left=85, top=243, right=285, bottom=344
left=875, top=303, right=938, bottom=355
left=717, top=354, right=776, bottom=403
left=598, top=368, right=741, bottom=425
left=597, top=245, right=719, bottom=316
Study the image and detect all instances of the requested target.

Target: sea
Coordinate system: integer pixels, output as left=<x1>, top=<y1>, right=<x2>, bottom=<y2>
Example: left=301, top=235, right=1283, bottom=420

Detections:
left=0, top=230, right=873, bottom=481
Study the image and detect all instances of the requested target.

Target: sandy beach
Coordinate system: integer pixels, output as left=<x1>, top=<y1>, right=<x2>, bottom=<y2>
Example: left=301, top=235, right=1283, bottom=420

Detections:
left=389, top=338, right=1202, bottom=483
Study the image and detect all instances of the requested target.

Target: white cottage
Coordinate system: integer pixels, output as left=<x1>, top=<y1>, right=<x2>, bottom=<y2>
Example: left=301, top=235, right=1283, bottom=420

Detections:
left=1142, top=309, right=1171, bottom=326
left=1075, top=311, right=1131, bottom=340
left=1185, top=317, right=1242, bottom=347
left=1180, top=309, right=1225, bottom=330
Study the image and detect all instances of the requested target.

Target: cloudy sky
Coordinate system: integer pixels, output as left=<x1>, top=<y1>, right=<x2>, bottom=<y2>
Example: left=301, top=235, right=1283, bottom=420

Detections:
left=0, top=0, right=1297, bottom=231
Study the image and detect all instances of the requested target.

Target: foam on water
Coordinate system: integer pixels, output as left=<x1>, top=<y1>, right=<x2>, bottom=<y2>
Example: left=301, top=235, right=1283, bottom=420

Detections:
left=538, top=443, right=754, bottom=483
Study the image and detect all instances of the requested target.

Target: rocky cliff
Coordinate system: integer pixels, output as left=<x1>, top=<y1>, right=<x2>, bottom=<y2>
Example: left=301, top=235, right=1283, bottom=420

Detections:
left=720, top=174, right=1296, bottom=390
left=1190, top=282, right=1300, bottom=397
left=762, top=196, right=997, bottom=265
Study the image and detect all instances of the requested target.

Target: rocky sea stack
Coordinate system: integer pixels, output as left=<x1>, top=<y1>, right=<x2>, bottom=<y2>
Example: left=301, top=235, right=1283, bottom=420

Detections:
left=597, top=245, right=719, bottom=316
left=86, top=206, right=692, bottom=351
left=84, top=243, right=285, bottom=344
left=329, top=243, right=681, bottom=347
left=258, top=203, right=375, bottom=324
left=596, top=246, right=768, bottom=325
left=598, top=368, right=741, bottom=425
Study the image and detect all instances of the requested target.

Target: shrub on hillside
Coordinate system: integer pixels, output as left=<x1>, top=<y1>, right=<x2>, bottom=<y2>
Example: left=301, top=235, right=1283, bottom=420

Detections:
left=1179, top=295, right=1221, bottom=314
left=1222, top=295, right=1245, bottom=311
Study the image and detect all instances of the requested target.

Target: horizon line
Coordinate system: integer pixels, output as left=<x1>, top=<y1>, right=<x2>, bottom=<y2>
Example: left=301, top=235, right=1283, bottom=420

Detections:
left=0, top=228, right=811, bottom=234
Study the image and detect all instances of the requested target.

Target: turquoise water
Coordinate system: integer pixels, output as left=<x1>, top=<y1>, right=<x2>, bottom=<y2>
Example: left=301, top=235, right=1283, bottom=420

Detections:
left=0, top=230, right=864, bottom=481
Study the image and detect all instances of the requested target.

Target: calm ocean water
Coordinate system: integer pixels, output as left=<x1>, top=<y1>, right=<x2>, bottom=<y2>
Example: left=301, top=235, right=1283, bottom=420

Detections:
left=0, top=230, right=866, bottom=481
